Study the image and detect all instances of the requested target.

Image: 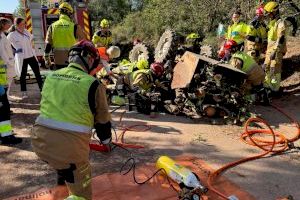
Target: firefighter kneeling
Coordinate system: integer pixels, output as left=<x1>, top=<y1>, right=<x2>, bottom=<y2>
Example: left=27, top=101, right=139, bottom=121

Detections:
left=32, top=40, right=112, bottom=200
left=115, top=62, right=164, bottom=113
left=221, top=39, right=269, bottom=104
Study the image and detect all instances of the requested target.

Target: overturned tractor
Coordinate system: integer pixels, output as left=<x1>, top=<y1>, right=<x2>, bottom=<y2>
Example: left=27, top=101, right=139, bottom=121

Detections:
left=113, top=29, right=252, bottom=124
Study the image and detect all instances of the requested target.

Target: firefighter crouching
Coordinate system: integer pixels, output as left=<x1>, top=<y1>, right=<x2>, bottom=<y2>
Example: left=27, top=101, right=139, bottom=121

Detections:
left=44, top=2, right=85, bottom=70
left=263, top=1, right=287, bottom=93
left=221, top=39, right=268, bottom=103
left=94, top=46, right=121, bottom=79
left=32, top=40, right=112, bottom=200
left=123, top=62, right=164, bottom=93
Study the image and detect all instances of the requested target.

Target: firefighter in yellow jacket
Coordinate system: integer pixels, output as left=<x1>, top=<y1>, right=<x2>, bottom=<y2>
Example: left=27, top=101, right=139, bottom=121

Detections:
left=222, top=39, right=265, bottom=90
left=219, top=39, right=269, bottom=104
left=219, top=9, right=248, bottom=61
left=263, top=1, right=287, bottom=93
left=245, top=6, right=267, bottom=63
left=44, top=2, right=85, bottom=69
left=32, top=40, right=111, bottom=200
left=225, top=9, right=248, bottom=45
left=124, top=62, right=164, bottom=93
left=92, top=19, right=112, bottom=48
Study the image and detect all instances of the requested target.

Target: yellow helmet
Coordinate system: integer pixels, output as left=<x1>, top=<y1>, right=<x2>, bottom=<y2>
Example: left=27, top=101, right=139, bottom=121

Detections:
left=136, top=59, right=149, bottom=70
left=186, top=33, right=200, bottom=40
left=264, top=1, right=279, bottom=13
left=59, top=2, right=73, bottom=15
left=100, top=19, right=109, bottom=28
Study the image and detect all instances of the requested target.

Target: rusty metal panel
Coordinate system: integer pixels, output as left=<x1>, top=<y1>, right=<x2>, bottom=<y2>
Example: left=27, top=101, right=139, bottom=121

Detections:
left=171, top=52, right=200, bottom=89
left=198, top=55, right=246, bottom=75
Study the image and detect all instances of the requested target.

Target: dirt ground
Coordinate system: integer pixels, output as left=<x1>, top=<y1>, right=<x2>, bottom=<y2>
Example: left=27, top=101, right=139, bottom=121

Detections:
left=0, top=38, right=299, bottom=200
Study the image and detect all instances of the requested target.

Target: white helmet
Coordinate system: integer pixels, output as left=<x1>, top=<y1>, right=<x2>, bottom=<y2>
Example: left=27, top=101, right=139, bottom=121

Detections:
left=107, top=46, right=120, bottom=59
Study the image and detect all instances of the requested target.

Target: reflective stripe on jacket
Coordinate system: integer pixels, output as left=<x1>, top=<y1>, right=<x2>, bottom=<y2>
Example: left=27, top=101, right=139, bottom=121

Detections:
left=0, top=120, right=12, bottom=137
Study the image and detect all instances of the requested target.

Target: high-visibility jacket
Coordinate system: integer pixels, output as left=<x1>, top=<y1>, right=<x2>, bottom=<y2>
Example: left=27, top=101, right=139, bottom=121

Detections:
left=36, top=63, right=97, bottom=134
left=92, top=29, right=112, bottom=47
left=226, top=21, right=248, bottom=44
left=0, top=58, right=7, bottom=86
left=266, top=18, right=287, bottom=54
left=231, top=51, right=264, bottom=87
left=127, top=69, right=152, bottom=91
left=245, top=18, right=267, bottom=61
left=52, top=14, right=77, bottom=50
left=231, top=51, right=257, bottom=74
left=247, top=18, right=267, bottom=43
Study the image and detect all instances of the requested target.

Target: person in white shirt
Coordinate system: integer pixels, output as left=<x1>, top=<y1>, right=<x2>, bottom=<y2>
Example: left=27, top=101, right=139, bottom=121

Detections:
left=0, top=17, right=22, bottom=145
left=7, top=17, right=43, bottom=98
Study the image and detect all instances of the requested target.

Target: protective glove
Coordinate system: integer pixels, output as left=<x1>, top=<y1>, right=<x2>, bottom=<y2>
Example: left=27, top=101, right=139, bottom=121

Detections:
left=270, top=51, right=276, bottom=60
left=0, top=86, right=5, bottom=96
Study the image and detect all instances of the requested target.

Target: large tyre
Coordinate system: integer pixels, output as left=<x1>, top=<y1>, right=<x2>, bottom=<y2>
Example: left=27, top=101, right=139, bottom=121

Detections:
left=200, top=45, right=213, bottom=57
left=154, top=29, right=177, bottom=63
left=129, top=43, right=149, bottom=62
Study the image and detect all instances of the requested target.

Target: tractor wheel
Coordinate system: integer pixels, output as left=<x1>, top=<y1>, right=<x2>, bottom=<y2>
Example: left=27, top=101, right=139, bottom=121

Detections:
left=200, top=45, right=213, bottom=57
left=129, top=43, right=149, bottom=62
left=154, top=29, right=178, bottom=63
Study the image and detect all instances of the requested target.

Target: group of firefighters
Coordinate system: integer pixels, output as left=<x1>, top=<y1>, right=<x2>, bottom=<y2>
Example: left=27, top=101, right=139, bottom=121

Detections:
left=0, top=1, right=291, bottom=199
left=219, top=1, right=287, bottom=95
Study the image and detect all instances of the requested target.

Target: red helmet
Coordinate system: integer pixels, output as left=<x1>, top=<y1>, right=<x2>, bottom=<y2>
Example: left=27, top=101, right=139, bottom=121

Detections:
left=256, top=6, right=264, bottom=16
left=224, top=39, right=238, bottom=50
left=150, top=62, right=164, bottom=77
left=69, top=40, right=100, bottom=73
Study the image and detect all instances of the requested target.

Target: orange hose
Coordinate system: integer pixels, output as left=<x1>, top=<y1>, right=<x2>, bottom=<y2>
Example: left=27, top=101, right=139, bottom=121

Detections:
left=116, top=111, right=151, bottom=143
left=207, top=103, right=300, bottom=199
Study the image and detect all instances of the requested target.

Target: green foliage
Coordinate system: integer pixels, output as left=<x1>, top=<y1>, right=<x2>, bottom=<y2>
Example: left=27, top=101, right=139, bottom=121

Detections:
left=14, top=0, right=25, bottom=17
left=111, top=0, right=258, bottom=46
left=93, top=0, right=300, bottom=47
left=88, top=0, right=148, bottom=25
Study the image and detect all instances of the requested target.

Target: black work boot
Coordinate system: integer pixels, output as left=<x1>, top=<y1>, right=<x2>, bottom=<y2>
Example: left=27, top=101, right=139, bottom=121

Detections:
left=0, top=135, right=22, bottom=145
